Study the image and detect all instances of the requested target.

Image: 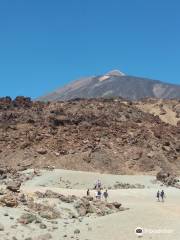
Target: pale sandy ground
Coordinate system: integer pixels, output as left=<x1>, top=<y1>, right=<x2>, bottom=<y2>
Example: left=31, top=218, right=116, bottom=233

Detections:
left=136, top=101, right=179, bottom=126
left=1, top=169, right=180, bottom=240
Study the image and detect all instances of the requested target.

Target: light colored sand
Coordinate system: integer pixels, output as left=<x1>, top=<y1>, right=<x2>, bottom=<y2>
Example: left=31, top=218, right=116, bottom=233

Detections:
left=1, top=169, right=180, bottom=240
left=23, top=169, right=160, bottom=189
left=136, top=101, right=179, bottom=126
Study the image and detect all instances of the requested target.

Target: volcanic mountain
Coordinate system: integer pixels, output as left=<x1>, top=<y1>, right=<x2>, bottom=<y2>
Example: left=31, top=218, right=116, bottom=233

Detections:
left=39, top=70, right=180, bottom=101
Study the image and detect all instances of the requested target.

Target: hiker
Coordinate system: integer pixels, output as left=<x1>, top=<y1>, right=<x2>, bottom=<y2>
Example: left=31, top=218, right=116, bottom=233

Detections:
left=95, top=179, right=102, bottom=189
left=156, top=190, right=160, bottom=201
left=96, top=179, right=101, bottom=189
left=97, top=179, right=101, bottom=189
left=87, top=189, right=90, bottom=196
left=103, top=190, right=108, bottom=202
left=96, top=190, right=102, bottom=200
left=160, top=190, right=165, bottom=202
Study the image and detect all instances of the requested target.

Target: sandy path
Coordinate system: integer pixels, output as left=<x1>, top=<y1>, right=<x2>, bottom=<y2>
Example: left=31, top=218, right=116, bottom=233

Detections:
left=20, top=169, right=180, bottom=240
left=21, top=187, right=180, bottom=239
left=0, top=169, right=179, bottom=239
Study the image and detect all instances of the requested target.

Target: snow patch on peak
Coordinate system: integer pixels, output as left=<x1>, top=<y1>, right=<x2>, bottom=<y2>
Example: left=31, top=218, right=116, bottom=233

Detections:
left=99, top=75, right=110, bottom=82
left=98, top=69, right=125, bottom=82
left=106, top=70, right=126, bottom=77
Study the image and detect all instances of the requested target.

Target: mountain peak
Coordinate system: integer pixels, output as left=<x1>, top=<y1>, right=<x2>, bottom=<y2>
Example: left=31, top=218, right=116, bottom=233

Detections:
left=105, top=69, right=126, bottom=77
left=39, top=70, right=180, bottom=101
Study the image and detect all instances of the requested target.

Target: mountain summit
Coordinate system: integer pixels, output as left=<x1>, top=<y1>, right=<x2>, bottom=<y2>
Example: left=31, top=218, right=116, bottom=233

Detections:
left=39, top=70, right=180, bottom=101
left=105, top=69, right=126, bottom=76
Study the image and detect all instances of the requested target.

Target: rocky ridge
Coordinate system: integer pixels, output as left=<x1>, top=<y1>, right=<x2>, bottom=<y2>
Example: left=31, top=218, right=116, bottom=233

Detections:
left=0, top=96, right=179, bottom=174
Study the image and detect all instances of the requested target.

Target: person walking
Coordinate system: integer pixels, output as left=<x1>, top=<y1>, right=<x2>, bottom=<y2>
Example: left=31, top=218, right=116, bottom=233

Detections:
left=96, top=190, right=102, bottom=200
left=94, top=179, right=102, bottom=190
left=156, top=190, right=160, bottom=201
left=160, top=190, right=165, bottom=202
left=87, top=189, right=90, bottom=196
left=97, top=179, right=101, bottom=189
left=103, top=190, right=108, bottom=202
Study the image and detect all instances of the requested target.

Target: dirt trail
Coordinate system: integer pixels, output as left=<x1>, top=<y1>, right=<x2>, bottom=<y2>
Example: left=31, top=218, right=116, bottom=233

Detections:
left=19, top=169, right=180, bottom=240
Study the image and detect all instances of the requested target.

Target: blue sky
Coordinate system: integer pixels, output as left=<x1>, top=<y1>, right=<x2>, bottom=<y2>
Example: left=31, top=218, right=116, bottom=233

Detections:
left=0, top=0, right=180, bottom=98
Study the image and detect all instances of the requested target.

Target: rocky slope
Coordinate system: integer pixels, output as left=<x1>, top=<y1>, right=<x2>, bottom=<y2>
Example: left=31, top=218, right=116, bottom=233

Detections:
left=0, top=96, right=179, bottom=174
left=39, top=70, right=180, bottom=101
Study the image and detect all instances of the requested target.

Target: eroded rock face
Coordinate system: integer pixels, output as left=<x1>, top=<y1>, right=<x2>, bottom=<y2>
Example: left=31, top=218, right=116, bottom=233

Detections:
left=74, top=196, right=124, bottom=217
left=156, top=171, right=180, bottom=187
left=35, top=190, right=125, bottom=217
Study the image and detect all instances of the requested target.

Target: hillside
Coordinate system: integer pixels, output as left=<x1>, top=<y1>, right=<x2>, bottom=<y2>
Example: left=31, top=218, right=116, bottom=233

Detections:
left=39, top=70, right=180, bottom=101
left=0, top=96, right=179, bottom=174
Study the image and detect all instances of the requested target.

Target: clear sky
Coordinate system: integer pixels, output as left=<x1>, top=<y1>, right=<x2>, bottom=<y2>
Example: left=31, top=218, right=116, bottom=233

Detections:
left=0, top=0, right=180, bottom=98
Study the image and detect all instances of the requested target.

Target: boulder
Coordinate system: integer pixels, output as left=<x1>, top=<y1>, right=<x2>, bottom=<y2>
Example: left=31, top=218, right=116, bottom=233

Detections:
left=59, top=194, right=76, bottom=203
left=37, top=148, right=47, bottom=155
left=74, top=200, right=87, bottom=217
left=44, top=190, right=60, bottom=198
left=74, top=229, right=80, bottom=234
left=0, top=193, right=18, bottom=207
left=7, top=181, right=21, bottom=192
left=18, top=213, right=38, bottom=224
left=112, top=202, right=122, bottom=209
left=74, top=197, right=123, bottom=217
left=39, top=210, right=60, bottom=220
left=0, top=223, right=4, bottom=231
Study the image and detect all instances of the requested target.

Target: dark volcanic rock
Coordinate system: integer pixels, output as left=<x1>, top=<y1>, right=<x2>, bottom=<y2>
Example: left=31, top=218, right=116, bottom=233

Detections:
left=156, top=171, right=180, bottom=187
left=0, top=98, right=179, bottom=175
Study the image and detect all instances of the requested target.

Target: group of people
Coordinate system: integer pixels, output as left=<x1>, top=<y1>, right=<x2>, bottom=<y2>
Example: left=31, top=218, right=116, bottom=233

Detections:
left=156, top=190, right=165, bottom=202
left=87, top=180, right=166, bottom=203
left=86, top=179, right=109, bottom=201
